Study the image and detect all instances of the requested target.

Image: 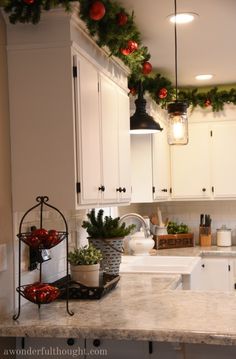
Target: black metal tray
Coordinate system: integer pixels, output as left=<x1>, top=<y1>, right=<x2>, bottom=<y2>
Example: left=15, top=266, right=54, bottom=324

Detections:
left=52, top=273, right=120, bottom=300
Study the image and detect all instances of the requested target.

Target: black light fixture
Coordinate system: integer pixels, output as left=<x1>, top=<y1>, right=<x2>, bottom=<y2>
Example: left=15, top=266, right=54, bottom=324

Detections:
left=130, top=81, right=163, bottom=134
left=167, top=0, right=188, bottom=145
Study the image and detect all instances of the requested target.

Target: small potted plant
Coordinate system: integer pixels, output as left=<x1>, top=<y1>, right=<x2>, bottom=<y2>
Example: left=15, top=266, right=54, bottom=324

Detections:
left=68, top=244, right=103, bottom=287
left=82, top=209, right=135, bottom=275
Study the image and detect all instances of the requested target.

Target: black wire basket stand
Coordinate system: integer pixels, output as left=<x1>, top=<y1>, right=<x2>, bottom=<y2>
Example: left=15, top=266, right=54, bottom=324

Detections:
left=13, top=196, right=74, bottom=320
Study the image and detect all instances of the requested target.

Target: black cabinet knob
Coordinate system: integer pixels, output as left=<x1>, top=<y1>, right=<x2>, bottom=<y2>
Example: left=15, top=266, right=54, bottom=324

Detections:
left=122, top=187, right=126, bottom=193
left=67, top=338, right=75, bottom=346
left=98, top=185, right=105, bottom=192
left=161, top=188, right=168, bottom=192
left=202, top=188, right=206, bottom=192
left=202, top=264, right=205, bottom=268
left=116, top=187, right=122, bottom=192
left=93, top=339, right=101, bottom=347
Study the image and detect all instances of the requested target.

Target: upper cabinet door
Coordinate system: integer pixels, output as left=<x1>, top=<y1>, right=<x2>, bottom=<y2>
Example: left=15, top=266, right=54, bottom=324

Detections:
left=211, top=121, right=236, bottom=198
left=117, top=87, right=131, bottom=202
left=152, top=123, right=170, bottom=200
left=100, top=74, right=120, bottom=202
left=170, top=122, right=212, bottom=199
left=75, top=54, right=101, bottom=204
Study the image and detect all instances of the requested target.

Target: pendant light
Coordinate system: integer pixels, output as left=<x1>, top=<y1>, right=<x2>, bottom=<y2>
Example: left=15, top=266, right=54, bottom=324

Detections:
left=130, top=81, right=163, bottom=134
left=167, top=0, right=188, bottom=145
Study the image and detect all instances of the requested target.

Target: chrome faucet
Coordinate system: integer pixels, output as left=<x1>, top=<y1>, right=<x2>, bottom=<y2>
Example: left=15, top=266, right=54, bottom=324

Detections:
left=118, top=213, right=150, bottom=238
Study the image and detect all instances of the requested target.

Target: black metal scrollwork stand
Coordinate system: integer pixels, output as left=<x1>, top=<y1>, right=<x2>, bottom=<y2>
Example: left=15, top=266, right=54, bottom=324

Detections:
left=13, top=196, right=74, bottom=320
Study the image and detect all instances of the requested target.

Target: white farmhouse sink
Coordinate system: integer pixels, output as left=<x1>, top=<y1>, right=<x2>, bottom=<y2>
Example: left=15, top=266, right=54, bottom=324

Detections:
left=120, top=255, right=201, bottom=275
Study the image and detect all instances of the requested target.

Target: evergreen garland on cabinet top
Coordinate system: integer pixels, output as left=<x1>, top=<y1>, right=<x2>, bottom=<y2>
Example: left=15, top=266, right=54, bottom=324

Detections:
left=2, top=0, right=236, bottom=112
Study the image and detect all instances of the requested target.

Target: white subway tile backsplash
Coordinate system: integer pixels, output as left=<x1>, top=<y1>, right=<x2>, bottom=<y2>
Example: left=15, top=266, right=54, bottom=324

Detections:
left=118, top=200, right=236, bottom=246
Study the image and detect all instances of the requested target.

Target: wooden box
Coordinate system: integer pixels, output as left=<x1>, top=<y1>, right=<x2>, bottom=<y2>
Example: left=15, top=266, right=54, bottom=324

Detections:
left=153, top=233, right=194, bottom=250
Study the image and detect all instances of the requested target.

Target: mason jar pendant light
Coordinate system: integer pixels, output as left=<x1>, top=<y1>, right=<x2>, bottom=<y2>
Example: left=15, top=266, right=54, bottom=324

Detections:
left=167, top=0, right=188, bottom=145
left=130, top=81, right=163, bottom=134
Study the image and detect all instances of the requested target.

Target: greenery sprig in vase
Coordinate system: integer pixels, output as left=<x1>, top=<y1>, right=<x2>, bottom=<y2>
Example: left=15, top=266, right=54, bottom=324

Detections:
left=82, top=209, right=135, bottom=238
left=82, top=209, right=135, bottom=275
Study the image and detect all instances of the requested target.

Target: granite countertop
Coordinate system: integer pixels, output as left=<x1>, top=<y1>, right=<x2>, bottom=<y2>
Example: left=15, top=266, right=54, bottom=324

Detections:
left=1, top=269, right=236, bottom=345
left=155, top=245, right=236, bottom=257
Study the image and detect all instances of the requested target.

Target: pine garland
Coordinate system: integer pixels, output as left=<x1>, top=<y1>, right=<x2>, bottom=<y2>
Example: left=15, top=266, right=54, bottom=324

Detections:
left=3, top=0, right=236, bottom=112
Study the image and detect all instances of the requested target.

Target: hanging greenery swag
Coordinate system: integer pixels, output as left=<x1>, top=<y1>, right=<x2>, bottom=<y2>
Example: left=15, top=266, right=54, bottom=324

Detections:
left=3, top=0, right=236, bottom=112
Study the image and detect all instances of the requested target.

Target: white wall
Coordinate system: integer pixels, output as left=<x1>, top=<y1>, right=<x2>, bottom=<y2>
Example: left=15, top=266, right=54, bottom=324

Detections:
left=0, top=12, right=14, bottom=317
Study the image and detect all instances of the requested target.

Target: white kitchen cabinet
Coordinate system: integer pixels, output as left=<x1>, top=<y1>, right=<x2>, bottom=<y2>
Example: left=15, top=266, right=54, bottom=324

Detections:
left=170, top=122, right=212, bottom=199
left=130, top=134, right=153, bottom=203
left=6, top=8, right=131, bottom=211
left=194, top=257, right=234, bottom=291
left=211, top=121, right=236, bottom=198
left=152, top=121, right=171, bottom=200
left=86, top=339, right=150, bottom=359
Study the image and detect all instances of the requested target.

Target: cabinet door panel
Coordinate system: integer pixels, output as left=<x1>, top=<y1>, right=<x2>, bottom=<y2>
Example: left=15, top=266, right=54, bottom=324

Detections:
left=131, top=135, right=153, bottom=203
left=211, top=122, right=236, bottom=198
left=100, top=74, right=119, bottom=202
left=171, top=123, right=211, bottom=199
left=200, top=258, right=232, bottom=291
left=118, top=88, right=131, bottom=202
left=76, top=55, right=101, bottom=204
left=153, top=123, right=170, bottom=200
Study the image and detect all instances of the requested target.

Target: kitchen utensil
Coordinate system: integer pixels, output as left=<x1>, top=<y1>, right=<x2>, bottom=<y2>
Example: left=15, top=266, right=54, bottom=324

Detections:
left=150, top=213, right=159, bottom=226
left=216, top=225, right=232, bottom=247
left=157, top=207, right=164, bottom=227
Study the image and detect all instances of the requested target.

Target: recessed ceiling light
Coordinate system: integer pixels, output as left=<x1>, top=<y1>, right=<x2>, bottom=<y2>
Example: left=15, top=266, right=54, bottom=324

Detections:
left=195, top=74, right=214, bottom=81
left=169, top=12, right=198, bottom=24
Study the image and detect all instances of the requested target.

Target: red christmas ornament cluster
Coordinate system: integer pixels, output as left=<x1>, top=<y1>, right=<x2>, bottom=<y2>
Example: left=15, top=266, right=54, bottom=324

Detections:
left=158, top=88, right=168, bottom=99
left=120, top=40, right=138, bottom=56
left=89, top=1, right=106, bottom=21
left=204, top=99, right=212, bottom=107
left=142, top=61, right=152, bottom=75
left=117, top=12, right=128, bottom=26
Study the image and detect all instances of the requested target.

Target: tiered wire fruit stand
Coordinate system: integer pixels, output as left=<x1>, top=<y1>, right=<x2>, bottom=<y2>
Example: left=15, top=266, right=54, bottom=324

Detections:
left=13, top=196, right=74, bottom=320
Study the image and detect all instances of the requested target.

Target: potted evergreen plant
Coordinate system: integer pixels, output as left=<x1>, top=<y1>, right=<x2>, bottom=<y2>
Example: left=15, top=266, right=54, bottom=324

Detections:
left=82, top=209, right=135, bottom=275
left=68, top=244, right=103, bottom=287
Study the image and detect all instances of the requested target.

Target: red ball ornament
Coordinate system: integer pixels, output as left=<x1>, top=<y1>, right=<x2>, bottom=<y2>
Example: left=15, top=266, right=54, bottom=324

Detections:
left=120, top=47, right=131, bottom=56
left=204, top=99, right=212, bottom=107
left=117, top=12, right=128, bottom=26
left=127, top=40, right=138, bottom=53
left=89, top=1, right=106, bottom=21
left=23, top=0, right=34, bottom=4
left=142, top=61, right=153, bottom=75
left=158, top=88, right=168, bottom=99
left=129, top=87, right=137, bottom=96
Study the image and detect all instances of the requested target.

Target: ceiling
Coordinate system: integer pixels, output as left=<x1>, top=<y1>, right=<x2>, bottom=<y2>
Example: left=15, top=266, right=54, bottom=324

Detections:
left=119, top=0, right=236, bottom=87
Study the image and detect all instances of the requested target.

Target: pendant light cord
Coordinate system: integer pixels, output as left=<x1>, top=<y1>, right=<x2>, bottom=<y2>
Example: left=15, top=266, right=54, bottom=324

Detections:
left=174, top=0, right=178, bottom=102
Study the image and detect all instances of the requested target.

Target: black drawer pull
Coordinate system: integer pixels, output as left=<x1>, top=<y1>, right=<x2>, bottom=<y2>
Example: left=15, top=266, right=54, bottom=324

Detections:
left=93, top=339, right=101, bottom=347
left=67, top=338, right=75, bottom=346
left=98, top=185, right=105, bottom=192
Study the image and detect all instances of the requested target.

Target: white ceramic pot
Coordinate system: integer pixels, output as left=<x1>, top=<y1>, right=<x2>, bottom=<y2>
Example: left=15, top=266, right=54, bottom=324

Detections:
left=129, top=230, right=155, bottom=255
left=70, top=263, right=100, bottom=287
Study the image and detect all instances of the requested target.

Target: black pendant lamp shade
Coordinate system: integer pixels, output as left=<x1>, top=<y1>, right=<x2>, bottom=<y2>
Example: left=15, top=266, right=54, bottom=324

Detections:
left=130, top=82, right=163, bottom=134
